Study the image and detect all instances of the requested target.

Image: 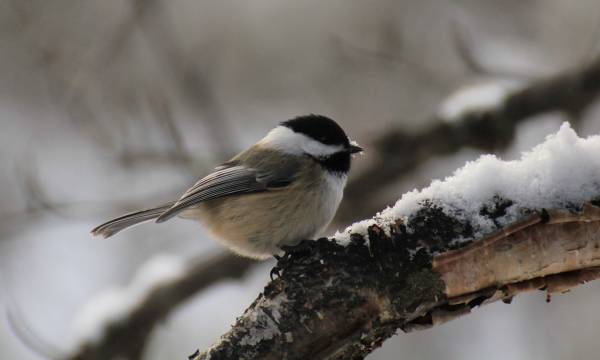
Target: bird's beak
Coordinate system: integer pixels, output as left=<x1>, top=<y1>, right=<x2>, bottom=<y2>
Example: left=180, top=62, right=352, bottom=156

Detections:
left=348, top=141, right=364, bottom=154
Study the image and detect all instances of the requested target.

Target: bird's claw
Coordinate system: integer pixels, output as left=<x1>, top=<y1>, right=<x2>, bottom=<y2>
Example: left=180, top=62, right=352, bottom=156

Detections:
left=270, top=240, right=314, bottom=281
left=270, top=265, right=282, bottom=280
left=279, top=240, right=313, bottom=258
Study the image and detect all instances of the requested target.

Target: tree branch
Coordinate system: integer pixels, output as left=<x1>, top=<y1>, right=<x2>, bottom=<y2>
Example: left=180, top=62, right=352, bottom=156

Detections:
left=190, top=202, right=600, bottom=360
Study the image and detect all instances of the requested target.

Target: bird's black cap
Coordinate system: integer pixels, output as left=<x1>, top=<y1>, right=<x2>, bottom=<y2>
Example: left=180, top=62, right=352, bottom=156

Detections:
left=281, top=114, right=350, bottom=147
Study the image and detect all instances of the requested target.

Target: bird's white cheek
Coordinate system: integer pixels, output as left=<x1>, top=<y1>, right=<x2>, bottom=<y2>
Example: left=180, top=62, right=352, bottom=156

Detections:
left=260, top=125, right=347, bottom=157
left=301, top=140, right=344, bottom=157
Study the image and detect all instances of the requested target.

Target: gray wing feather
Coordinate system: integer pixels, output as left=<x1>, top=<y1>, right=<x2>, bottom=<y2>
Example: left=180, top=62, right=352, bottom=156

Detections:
left=155, top=162, right=297, bottom=222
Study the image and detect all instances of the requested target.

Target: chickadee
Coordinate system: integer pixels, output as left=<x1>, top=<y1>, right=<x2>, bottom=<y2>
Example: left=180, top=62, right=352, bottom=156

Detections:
left=91, top=114, right=363, bottom=259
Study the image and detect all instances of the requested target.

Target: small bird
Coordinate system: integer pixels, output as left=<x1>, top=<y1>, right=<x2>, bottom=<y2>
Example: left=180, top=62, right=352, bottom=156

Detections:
left=91, top=114, right=363, bottom=259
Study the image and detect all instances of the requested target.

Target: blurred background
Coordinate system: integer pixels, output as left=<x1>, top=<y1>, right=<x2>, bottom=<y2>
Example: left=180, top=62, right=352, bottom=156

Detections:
left=1, top=0, right=600, bottom=359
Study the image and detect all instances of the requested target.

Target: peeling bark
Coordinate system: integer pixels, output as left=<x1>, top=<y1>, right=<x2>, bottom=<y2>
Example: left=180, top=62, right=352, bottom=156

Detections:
left=433, top=204, right=600, bottom=297
left=193, top=202, right=600, bottom=360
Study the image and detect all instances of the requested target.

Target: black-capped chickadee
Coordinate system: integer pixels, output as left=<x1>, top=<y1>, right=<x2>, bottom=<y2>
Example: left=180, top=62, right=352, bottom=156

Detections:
left=91, top=114, right=363, bottom=259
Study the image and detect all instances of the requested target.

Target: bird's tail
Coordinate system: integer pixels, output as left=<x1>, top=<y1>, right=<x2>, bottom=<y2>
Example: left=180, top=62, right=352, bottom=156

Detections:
left=91, top=202, right=175, bottom=238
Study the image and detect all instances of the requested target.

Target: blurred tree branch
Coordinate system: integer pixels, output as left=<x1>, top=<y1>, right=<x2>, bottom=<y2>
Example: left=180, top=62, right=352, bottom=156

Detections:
left=190, top=202, right=600, bottom=360
left=330, top=31, right=450, bottom=92
left=337, top=56, right=600, bottom=223
left=69, top=252, right=255, bottom=360
left=33, top=0, right=234, bottom=165
left=450, top=20, right=538, bottom=79
left=132, top=0, right=235, bottom=160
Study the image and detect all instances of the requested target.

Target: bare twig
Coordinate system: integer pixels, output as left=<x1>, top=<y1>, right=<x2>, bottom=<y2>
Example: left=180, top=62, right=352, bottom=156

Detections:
left=450, top=20, right=539, bottom=79
left=133, top=0, right=235, bottom=160
left=450, top=21, right=490, bottom=77
left=329, top=33, right=451, bottom=91
left=6, top=304, right=66, bottom=360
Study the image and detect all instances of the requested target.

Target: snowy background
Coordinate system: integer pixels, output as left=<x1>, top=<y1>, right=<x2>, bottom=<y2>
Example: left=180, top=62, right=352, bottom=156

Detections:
left=1, top=1, right=600, bottom=359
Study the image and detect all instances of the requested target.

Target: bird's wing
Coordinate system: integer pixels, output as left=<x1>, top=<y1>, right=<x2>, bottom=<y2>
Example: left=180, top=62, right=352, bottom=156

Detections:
left=156, top=156, right=299, bottom=222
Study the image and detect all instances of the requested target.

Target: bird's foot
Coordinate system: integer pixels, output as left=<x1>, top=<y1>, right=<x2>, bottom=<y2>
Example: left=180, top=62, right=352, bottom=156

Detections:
left=269, top=264, right=281, bottom=281
left=269, top=240, right=314, bottom=280
left=279, top=239, right=314, bottom=259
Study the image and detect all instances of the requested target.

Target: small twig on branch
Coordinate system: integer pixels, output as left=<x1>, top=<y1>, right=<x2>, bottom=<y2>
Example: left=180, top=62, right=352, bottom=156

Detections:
left=451, top=20, right=491, bottom=77
left=134, top=0, right=235, bottom=160
left=450, top=20, right=538, bottom=79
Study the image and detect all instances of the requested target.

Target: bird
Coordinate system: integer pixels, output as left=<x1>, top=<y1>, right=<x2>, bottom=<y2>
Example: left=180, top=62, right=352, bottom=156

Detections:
left=91, top=114, right=363, bottom=259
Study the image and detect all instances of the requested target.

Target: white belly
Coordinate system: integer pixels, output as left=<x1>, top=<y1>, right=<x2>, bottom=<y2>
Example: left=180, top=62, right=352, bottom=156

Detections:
left=312, top=173, right=346, bottom=236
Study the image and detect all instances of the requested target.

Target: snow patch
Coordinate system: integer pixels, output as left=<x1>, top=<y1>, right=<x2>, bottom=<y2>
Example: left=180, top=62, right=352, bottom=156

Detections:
left=70, top=254, right=185, bottom=349
left=438, top=79, right=525, bottom=121
left=334, top=123, right=600, bottom=245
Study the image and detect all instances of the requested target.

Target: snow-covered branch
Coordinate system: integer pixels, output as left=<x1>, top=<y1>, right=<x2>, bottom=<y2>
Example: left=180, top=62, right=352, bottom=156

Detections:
left=339, top=56, right=600, bottom=223
left=193, top=124, right=600, bottom=359
left=68, top=253, right=254, bottom=360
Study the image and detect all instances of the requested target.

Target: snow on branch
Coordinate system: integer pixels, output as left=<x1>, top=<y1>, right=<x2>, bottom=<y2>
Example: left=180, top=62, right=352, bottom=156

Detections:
left=337, top=123, right=600, bottom=244
left=67, top=252, right=255, bottom=360
left=192, top=124, right=600, bottom=359
left=339, top=56, right=600, bottom=223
